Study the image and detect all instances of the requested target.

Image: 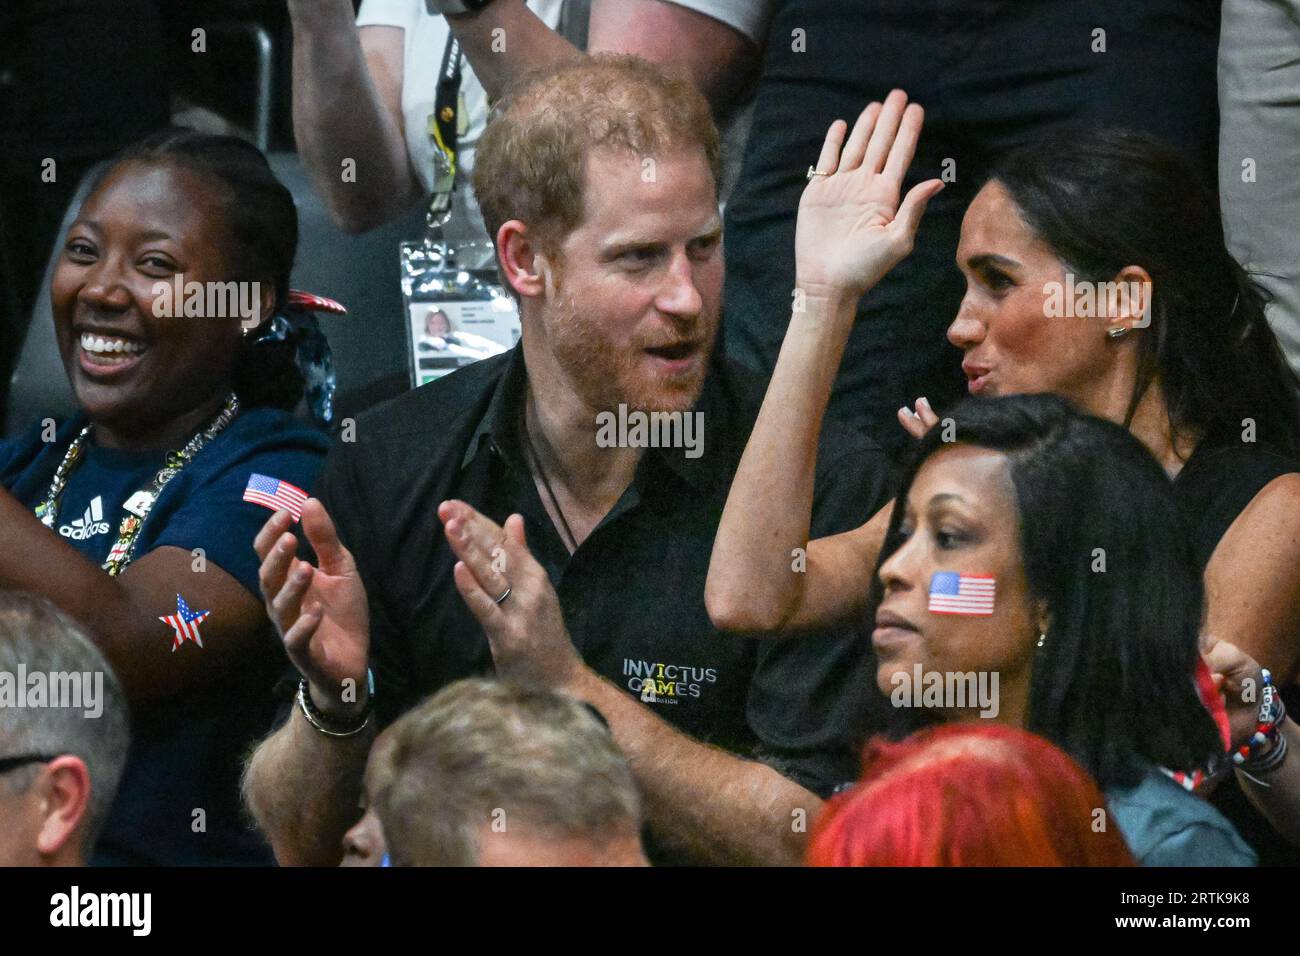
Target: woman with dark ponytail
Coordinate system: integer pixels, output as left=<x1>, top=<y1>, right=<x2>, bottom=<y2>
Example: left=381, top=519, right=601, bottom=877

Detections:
left=0, top=129, right=332, bottom=864
left=963, top=127, right=1300, bottom=457
left=960, top=129, right=1300, bottom=866
left=707, top=97, right=1300, bottom=863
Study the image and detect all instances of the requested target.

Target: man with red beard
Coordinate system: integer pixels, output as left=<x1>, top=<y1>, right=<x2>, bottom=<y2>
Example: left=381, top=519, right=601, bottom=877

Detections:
left=244, top=55, right=892, bottom=865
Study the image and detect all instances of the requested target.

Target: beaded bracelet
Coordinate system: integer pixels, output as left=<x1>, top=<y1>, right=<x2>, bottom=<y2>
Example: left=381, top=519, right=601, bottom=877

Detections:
left=1232, top=668, right=1287, bottom=773
left=1243, top=728, right=1288, bottom=775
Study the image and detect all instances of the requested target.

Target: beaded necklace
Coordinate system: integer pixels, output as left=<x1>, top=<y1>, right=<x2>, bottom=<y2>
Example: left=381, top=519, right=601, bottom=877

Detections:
left=34, top=393, right=240, bottom=576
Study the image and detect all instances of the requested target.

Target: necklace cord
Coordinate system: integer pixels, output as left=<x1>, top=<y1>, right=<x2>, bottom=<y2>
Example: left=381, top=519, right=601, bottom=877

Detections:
left=520, top=407, right=579, bottom=554
left=35, top=394, right=241, bottom=576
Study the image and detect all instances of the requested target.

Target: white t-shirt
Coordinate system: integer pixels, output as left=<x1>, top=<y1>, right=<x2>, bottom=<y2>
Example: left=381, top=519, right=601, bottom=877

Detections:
left=357, top=0, right=567, bottom=194
left=665, top=0, right=775, bottom=45
left=356, top=0, right=775, bottom=224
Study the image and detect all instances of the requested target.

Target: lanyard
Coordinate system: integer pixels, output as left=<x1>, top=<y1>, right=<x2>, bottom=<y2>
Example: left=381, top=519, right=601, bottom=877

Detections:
left=426, top=32, right=465, bottom=232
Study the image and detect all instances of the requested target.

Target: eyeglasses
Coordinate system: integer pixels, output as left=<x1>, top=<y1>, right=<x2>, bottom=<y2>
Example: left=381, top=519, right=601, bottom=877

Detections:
left=0, top=753, right=59, bottom=775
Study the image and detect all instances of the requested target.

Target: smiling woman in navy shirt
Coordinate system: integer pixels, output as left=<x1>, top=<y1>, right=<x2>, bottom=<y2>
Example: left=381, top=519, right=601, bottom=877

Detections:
left=0, top=130, right=329, bottom=865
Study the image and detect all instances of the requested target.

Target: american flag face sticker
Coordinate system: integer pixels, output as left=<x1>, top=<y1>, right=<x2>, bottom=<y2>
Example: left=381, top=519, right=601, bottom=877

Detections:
left=928, top=572, right=996, bottom=615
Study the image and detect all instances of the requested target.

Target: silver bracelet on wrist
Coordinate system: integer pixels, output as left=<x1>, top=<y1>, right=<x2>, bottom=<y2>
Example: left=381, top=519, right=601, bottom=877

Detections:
left=297, top=672, right=373, bottom=738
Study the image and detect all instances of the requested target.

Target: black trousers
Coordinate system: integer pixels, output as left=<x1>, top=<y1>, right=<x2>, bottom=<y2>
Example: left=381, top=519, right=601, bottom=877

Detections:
left=723, top=0, right=1221, bottom=457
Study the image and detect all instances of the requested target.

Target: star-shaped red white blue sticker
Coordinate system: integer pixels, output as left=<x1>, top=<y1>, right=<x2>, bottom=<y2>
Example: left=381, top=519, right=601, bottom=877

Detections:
left=159, top=593, right=209, bottom=651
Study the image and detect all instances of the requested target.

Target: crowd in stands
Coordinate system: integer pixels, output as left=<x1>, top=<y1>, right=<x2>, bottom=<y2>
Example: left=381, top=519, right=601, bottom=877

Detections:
left=1, top=0, right=1298, bottom=868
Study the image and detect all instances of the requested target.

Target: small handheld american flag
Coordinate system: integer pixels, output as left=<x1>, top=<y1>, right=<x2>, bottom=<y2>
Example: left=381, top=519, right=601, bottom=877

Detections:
left=243, top=473, right=308, bottom=522
left=928, top=572, right=996, bottom=615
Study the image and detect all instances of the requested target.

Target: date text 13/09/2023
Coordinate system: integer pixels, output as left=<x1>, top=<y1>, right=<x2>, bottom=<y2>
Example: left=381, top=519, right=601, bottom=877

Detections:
left=1121, top=893, right=1250, bottom=907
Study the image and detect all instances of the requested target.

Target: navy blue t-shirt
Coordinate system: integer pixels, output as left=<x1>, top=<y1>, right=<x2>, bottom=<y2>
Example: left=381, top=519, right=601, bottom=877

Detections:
left=0, top=406, right=329, bottom=865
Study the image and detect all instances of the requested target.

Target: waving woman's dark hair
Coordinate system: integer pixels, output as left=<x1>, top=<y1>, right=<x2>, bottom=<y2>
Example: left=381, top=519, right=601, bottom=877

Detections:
left=866, top=394, right=1224, bottom=790
left=100, top=128, right=303, bottom=410
left=990, top=128, right=1300, bottom=456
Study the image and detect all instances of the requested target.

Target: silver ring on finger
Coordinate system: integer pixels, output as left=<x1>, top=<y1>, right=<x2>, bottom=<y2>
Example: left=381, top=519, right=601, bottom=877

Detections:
left=494, top=586, right=512, bottom=605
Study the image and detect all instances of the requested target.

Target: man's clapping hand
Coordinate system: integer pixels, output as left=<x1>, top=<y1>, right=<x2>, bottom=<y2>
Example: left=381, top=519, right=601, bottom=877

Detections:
left=439, top=500, right=583, bottom=689
left=254, top=499, right=371, bottom=721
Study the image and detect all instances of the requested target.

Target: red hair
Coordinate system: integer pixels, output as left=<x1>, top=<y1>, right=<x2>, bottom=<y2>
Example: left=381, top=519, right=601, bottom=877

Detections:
left=807, top=723, right=1135, bottom=867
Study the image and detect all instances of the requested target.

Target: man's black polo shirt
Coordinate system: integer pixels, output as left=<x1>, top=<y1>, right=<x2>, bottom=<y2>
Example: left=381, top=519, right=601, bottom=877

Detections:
left=315, top=345, right=894, bottom=798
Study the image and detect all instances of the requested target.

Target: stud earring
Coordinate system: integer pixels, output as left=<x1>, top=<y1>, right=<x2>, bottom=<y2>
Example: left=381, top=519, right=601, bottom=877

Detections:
left=1036, top=632, right=1047, bottom=648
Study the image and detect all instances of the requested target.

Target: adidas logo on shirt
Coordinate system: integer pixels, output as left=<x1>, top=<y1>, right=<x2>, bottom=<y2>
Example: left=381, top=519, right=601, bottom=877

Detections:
left=59, top=496, right=111, bottom=541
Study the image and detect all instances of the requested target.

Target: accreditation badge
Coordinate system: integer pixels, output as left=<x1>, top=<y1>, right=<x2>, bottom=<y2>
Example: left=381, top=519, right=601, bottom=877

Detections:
left=399, top=236, right=519, bottom=388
